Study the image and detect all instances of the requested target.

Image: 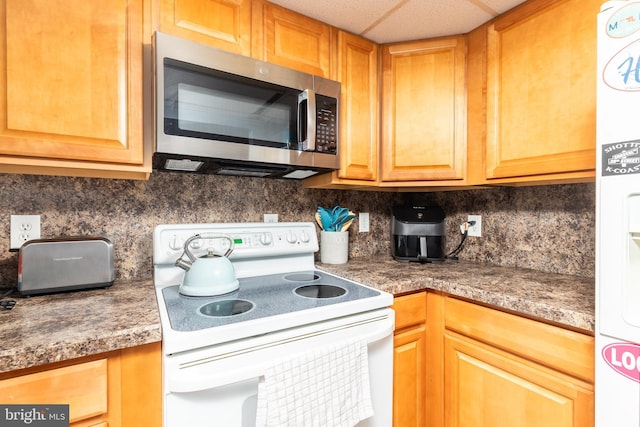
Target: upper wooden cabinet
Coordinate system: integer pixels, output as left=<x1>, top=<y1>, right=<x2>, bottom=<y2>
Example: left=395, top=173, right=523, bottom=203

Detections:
left=484, top=0, right=601, bottom=184
left=158, top=0, right=252, bottom=55
left=304, top=31, right=379, bottom=189
left=381, top=37, right=468, bottom=184
left=336, top=32, right=378, bottom=182
left=0, top=0, right=150, bottom=180
left=252, top=0, right=331, bottom=77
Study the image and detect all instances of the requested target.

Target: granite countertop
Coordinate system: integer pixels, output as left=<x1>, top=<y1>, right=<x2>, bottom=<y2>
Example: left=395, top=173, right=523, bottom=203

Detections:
left=0, top=279, right=161, bottom=374
left=0, top=257, right=594, bottom=374
left=317, top=256, right=595, bottom=333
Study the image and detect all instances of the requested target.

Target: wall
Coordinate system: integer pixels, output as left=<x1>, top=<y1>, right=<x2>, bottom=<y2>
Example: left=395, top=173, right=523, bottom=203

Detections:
left=408, top=183, right=595, bottom=277
left=0, top=173, right=595, bottom=288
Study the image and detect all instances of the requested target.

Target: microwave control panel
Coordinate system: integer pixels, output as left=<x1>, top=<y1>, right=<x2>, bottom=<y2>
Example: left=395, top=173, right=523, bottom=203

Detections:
left=316, top=94, right=338, bottom=154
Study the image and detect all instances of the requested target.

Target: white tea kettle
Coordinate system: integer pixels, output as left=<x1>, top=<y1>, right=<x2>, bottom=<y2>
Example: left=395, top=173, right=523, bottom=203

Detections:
left=174, top=233, right=239, bottom=296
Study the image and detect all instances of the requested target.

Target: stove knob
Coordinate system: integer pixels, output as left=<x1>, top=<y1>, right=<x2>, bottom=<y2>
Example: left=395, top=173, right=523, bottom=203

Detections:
left=300, top=230, right=311, bottom=243
left=286, top=231, right=297, bottom=244
left=168, top=235, right=184, bottom=251
left=259, top=233, right=272, bottom=245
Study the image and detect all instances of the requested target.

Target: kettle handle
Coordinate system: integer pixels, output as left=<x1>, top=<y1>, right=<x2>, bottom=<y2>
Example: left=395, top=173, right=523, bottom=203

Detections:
left=175, top=233, right=235, bottom=271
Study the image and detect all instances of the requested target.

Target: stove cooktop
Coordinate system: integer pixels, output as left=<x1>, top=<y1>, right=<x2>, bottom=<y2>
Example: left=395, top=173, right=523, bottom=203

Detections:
left=161, top=270, right=381, bottom=332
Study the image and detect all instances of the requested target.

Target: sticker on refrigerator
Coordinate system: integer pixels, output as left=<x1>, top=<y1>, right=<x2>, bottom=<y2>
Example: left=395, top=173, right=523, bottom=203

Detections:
left=602, top=38, right=640, bottom=91
left=602, top=140, right=640, bottom=175
left=602, top=342, right=640, bottom=383
left=606, top=2, right=640, bottom=38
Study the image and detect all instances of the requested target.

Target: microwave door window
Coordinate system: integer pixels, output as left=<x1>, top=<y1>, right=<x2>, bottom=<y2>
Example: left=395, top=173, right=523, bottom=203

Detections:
left=177, top=83, right=292, bottom=145
left=163, top=61, right=297, bottom=149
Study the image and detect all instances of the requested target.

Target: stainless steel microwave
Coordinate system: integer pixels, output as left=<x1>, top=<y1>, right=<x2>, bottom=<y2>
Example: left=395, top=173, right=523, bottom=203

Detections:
left=152, top=32, right=340, bottom=179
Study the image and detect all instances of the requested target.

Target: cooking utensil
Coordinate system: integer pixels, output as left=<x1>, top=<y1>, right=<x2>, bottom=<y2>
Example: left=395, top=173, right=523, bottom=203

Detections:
left=317, top=206, right=333, bottom=231
left=315, top=212, right=324, bottom=229
left=175, top=233, right=239, bottom=296
left=340, top=216, right=355, bottom=232
left=330, top=209, right=351, bottom=231
left=317, top=205, right=356, bottom=231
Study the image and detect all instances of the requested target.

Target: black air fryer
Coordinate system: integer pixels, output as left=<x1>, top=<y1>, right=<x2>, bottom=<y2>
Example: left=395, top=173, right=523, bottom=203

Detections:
left=392, top=205, right=445, bottom=262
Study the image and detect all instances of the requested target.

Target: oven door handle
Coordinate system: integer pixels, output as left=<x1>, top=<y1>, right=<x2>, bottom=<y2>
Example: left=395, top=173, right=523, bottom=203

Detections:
left=166, top=313, right=394, bottom=393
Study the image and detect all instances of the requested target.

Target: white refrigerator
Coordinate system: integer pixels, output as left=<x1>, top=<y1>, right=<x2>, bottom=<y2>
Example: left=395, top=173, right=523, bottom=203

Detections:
left=596, top=1, right=640, bottom=425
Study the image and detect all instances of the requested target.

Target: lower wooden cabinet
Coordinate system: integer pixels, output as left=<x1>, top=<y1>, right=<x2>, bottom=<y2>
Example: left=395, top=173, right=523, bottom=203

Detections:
left=444, top=333, right=593, bottom=427
left=436, top=296, right=594, bottom=427
left=393, top=292, right=427, bottom=427
left=0, top=342, right=161, bottom=427
left=393, top=292, right=594, bottom=427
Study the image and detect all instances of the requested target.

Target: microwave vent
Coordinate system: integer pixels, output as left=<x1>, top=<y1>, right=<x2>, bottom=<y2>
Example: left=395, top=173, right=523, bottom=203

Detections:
left=164, top=158, right=204, bottom=172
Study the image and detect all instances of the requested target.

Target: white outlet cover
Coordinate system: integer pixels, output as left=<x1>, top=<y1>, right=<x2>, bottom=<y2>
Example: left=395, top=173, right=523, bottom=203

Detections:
left=263, top=213, right=278, bottom=223
left=10, top=214, right=41, bottom=250
left=359, top=212, right=370, bottom=232
left=467, top=215, right=482, bottom=237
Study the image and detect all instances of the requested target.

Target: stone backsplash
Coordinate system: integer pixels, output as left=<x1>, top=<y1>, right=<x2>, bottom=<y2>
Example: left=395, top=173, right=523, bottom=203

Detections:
left=0, top=172, right=595, bottom=287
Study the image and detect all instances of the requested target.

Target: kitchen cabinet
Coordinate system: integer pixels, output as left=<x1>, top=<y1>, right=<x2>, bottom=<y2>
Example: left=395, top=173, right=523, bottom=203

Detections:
left=392, top=292, right=427, bottom=427
left=0, top=342, right=161, bottom=427
left=483, top=0, right=601, bottom=184
left=428, top=295, right=594, bottom=427
left=158, top=0, right=252, bottom=55
left=380, top=36, right=469, bottom=186
left=0, top=0, right=151, bottom=180
left=252, top=0, right=331, bottom=77
left=303, top=31, right=379, bottom=189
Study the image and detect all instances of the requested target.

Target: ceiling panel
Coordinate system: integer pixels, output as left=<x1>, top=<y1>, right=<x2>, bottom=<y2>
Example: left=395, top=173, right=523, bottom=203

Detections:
left=267, top=0, right=527, bottom=43
left=364, top=1, right=495, bottom=43
left=266, top=0, right=404, bottom=35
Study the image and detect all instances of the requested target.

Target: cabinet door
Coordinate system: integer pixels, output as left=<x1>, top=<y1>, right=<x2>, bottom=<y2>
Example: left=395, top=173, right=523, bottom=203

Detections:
left=392, top=293, right=427, bottom=427
left=303, top=32, right=379, bottom=189
left=337, top=32, right=378, bottom=181
left=255, top=1, right=331, bottom=77
left=0, top=359, right=109, bottom=424
left=394, top=326, right=426, bottom=427
left=159, top=0, right=251, bottom=55
left=444, top=332, right=593, bottom=427
left=381, top=37, right=467, bottom=182
left=0, top=0, right=145, bottom=167
left=485, top=0, right=601, bottom=182
left=0, top=342, right=161, bottom=427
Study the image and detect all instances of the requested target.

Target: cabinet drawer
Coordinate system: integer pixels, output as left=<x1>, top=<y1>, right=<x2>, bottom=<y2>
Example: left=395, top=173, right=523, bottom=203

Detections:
left=0, top=359, right=108, bottom=423
left=444, top=297, right=594, bottom=382
left=393, top=292, right=427, bottom=330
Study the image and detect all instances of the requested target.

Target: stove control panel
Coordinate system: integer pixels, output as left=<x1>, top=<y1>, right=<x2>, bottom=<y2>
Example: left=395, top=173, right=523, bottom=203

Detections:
left=153, top=222, right=319, bottom=265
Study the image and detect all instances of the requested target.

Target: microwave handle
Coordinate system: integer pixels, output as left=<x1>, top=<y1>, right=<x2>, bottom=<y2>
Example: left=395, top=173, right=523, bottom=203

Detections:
left=298, top=89, right=316, bottom=151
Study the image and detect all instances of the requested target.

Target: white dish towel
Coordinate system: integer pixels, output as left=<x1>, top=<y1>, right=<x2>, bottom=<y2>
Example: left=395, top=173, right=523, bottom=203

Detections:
left=255, top=339, right=374, bottom=427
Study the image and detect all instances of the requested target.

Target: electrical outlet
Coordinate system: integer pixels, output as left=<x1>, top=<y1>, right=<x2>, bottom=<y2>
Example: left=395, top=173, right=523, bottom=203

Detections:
left=10, top=215, right=41, bottom=250
left=263, top=213, right=278, bottom=223
left=467, top=215, right=482, bottom=237
left=359, top=212, right=369, bottom=232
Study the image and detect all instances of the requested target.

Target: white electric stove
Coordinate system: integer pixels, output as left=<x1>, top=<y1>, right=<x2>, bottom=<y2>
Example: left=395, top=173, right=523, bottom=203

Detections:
left=153, top=222, right=395, bottom=427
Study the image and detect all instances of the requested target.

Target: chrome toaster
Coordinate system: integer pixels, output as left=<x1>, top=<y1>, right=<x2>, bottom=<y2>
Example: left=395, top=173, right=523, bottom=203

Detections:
left=18, top=237, right=114, bottom=296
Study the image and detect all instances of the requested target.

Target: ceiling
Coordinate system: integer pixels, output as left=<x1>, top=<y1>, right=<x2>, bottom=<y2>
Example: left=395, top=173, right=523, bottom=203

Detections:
left=267, top=0, right=528, bottom=44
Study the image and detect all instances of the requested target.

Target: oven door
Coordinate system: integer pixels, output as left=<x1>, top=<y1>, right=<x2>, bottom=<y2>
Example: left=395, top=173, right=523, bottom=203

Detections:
left=163, top=308, right=394, bottom=427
